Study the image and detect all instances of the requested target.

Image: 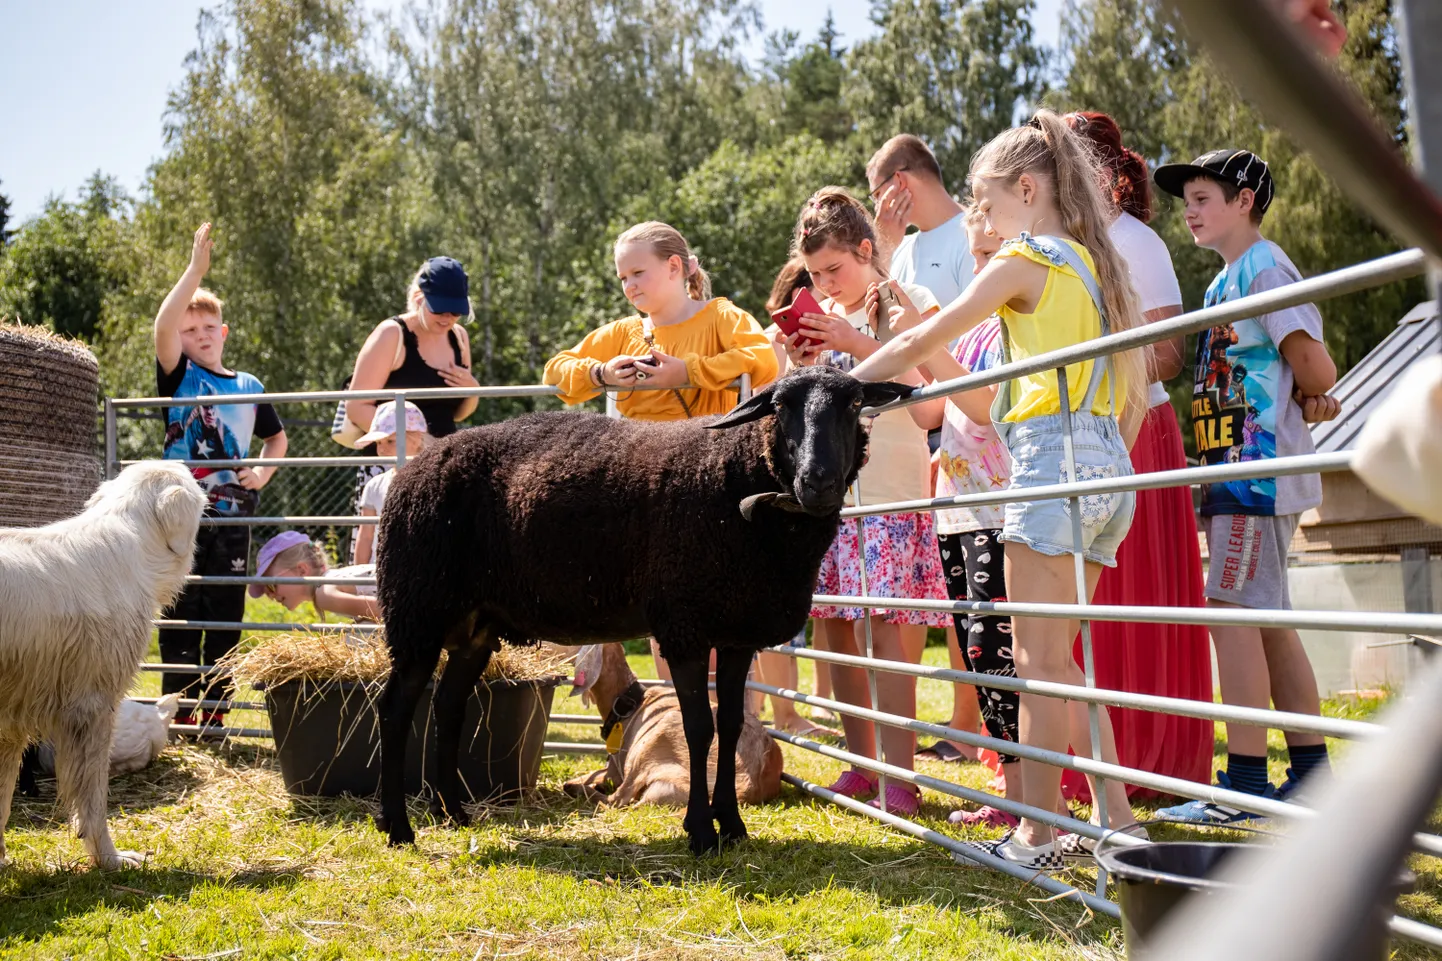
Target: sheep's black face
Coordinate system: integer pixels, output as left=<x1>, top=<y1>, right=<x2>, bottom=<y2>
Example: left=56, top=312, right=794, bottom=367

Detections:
left=710, top=366, right=916, bottom=516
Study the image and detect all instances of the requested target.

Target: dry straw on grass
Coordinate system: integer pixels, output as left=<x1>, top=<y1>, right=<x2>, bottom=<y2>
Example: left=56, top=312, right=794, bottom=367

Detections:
left=220, top=630, right=571, bottom=689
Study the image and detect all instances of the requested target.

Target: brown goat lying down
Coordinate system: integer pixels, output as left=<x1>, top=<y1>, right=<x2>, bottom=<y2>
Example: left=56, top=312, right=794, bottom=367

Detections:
left=564, top=644, right=782, bottom=806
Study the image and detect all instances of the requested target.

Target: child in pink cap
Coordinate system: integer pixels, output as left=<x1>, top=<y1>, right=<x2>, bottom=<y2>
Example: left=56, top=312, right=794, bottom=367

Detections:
left=353, top=400, right=428, bottom=564
left=252, top=531, right=378, bottom=621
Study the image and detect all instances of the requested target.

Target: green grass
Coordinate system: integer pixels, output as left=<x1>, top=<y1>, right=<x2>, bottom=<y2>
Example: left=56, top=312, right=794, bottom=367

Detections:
left=4, top=622, right=1440, bottom=959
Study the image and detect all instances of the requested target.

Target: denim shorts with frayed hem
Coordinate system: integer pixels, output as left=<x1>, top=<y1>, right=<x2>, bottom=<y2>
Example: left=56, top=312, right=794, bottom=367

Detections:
left=997, top=412, right=1136, bottom=568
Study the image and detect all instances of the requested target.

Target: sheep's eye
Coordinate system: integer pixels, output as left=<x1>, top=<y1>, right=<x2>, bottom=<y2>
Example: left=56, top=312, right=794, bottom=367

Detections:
left=851, top=398, right=863, bottom=410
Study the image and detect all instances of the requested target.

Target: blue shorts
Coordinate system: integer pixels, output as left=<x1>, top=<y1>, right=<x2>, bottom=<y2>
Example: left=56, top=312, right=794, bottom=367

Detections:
left=997, top=412, right=1135, bottom=567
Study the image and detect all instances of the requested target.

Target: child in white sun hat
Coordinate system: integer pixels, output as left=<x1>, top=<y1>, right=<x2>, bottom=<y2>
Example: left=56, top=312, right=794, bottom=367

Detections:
left=353, top=400, right=428, bottom=564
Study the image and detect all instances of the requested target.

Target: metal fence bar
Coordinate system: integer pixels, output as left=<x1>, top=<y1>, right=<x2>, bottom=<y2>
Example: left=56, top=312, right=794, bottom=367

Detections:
left=103, top=398, right=117, bottom=480
left=126, top=456, right=392, bottom=469
left=769, top=645, right=1380, bottom=741
left=202, top=516, right=378, bottom=526
left=1057, top=365, right=1111, bottom=897
left=780, top=771, right=1121, bottom=917
left=766, top=724, right=1147, bottom=848
left=843, top=450, right=1354, bottom=518
left=186, top=575, right=375, bottom=586
left=151, top=621, right=379, bottom=633
left=870, top=250, right=1427, bottom=416
left=810, top=595, right=1442, bottom=635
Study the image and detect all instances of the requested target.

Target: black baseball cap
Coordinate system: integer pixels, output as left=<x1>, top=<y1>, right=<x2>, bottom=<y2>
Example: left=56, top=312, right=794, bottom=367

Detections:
left=417, top=256, right=470, bottom=316
left=1154, top=149, right=1275, bottom=214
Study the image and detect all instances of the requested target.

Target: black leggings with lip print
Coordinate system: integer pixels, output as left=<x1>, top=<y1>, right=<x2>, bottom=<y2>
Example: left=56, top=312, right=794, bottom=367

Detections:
left=937, top=529, right=1020, bottom=764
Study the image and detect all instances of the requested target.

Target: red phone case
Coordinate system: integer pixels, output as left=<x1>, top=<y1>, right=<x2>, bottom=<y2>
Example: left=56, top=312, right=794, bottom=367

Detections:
left=771, top=287, right=825, bottom=347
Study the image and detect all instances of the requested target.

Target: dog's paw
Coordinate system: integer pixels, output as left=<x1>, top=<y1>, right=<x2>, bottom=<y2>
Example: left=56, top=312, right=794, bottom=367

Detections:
left=95, top=850, right=145, bottom=871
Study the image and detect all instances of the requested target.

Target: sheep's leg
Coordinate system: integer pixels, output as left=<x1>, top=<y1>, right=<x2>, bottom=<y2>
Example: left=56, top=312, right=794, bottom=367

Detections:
left=0, top=731, right=26, bottom=866
left=376, top=650, right=439, bottom=846
left=428, top=643, right=492, bottom=827
left=669, top=654, right=720, bottom=855
left=711, top=647, right=752, bottom=847
left=52, top=698, right=139, bottom=870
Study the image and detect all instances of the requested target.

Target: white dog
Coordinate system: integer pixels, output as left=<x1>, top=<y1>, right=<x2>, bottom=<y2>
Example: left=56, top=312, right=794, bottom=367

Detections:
left=0, top=461, right=205, bottom=869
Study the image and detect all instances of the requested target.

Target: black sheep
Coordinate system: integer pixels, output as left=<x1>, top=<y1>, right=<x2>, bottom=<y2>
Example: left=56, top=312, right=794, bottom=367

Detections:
left=374, top=365, right=912, bottom=854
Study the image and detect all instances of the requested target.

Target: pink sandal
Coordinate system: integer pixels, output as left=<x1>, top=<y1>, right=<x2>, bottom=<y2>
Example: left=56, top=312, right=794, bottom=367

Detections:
left=827, top=769, right=878, bottom=799
left=867, top=784, right=921, bottom=817
left=948, top=805, right=1019, bottom=829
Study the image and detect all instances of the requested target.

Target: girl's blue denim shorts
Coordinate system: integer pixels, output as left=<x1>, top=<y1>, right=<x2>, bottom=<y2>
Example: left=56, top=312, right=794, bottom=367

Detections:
left=996, top=412, right=1135, bottom=567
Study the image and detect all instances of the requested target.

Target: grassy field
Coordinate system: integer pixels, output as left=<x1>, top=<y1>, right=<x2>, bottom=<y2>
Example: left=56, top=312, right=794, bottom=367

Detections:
left=3, top=610, right=1440, bottom=959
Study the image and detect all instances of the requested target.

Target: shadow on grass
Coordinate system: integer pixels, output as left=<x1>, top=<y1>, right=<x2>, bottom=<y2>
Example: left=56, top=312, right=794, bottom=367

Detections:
left=11, top=749, right=208, bottom=821
left=0, top=863, right=303, bottom=944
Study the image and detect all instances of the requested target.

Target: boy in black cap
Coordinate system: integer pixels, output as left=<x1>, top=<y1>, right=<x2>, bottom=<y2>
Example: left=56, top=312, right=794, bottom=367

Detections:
left=1151, top=150, right=1340, bottom=823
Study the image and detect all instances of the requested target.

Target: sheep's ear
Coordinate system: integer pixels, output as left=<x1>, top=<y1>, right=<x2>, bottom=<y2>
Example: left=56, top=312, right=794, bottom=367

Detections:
left=708, top=387, right=775, bottom=429
left=154, top=484, right=203, bottom=557
left=860, top=381, right=917, bottom=409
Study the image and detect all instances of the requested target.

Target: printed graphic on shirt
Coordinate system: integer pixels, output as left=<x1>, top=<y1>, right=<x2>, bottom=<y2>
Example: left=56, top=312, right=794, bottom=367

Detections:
left=1192, top=243, right=1284, bottom=515
left=161, top=360, right=264, bottom=516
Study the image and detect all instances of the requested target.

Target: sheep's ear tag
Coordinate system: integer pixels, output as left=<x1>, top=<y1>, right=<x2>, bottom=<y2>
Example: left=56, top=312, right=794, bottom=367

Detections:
left=605, top=722, right=625, bottom=754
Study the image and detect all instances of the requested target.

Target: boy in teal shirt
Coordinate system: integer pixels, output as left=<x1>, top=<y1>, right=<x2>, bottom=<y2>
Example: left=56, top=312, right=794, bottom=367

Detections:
left=1152, top=150, right=1339, bottom=822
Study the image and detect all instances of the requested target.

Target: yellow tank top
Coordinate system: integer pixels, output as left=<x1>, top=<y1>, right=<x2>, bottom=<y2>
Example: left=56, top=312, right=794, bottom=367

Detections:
left=995, top=237, right=1120, bottom=423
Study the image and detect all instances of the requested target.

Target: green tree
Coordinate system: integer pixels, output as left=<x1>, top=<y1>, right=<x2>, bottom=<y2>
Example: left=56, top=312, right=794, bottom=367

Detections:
left=97, top=0, right=439, bottom=400
left=0, top=178, right=13, bottom=248
left=846, top=0, right=1047, bottom=184
left=0, top=173, right=136, bottom=341
left=760, top=14, right=854, bottom=145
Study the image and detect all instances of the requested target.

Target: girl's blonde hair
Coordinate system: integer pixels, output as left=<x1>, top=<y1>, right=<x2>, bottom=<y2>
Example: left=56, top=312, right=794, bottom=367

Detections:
left=615, top=222, right=712, bottom=301
left=270, top=539, right=330, bottom=575
left=792, top=186, right=889, bottom=276
left=969, top=109, right=1148, bottom=422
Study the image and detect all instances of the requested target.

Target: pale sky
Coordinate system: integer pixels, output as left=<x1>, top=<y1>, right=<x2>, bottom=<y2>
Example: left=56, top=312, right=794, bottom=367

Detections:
left=0, top=0, right=1063, bottom=224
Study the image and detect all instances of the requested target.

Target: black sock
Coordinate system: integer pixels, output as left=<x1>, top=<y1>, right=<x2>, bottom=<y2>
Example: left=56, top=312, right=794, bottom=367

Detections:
left=1288, top=743, right=1330, bottom=781
left=1225, top=753, right=1270, bottom=796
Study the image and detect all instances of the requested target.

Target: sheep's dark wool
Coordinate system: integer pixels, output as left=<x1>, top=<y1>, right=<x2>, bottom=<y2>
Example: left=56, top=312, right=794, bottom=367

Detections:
left=375, top=365, right=912, bottom=854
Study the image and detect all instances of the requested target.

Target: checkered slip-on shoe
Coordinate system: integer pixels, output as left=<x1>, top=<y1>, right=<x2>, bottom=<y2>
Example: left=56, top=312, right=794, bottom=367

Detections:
left=959, top=832, right=1066, bottom=873
left=1058, top=825, right=1150, bottom=862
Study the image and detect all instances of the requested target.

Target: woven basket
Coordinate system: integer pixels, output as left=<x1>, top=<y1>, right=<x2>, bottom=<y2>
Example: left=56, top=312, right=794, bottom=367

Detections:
left=0, top=324, right=102, bottom=527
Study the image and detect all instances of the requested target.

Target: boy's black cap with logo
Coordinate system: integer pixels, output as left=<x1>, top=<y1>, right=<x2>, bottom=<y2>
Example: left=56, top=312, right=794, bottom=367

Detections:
left=1154, top=149, right=1275, bottom=213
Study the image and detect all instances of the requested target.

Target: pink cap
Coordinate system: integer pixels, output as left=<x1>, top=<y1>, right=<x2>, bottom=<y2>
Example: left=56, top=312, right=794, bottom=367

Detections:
left=356, top=400, right=427, bottom=448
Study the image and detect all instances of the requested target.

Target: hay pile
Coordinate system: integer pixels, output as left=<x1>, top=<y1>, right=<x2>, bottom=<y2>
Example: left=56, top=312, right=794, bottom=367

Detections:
left=220, top=630, right=571, bottom=689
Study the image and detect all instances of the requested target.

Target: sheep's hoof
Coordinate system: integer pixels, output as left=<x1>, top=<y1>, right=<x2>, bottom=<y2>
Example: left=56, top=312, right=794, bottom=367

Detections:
left=684, top=814, right=721, bottom=856
left=717, top=814, right=748, bottom=848
left=377, top=815, right=416, bottom=847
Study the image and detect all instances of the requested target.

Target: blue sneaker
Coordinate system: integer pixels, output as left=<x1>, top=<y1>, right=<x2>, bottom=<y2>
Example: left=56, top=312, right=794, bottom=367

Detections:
left=1154, top=770, right=1272, bottom=824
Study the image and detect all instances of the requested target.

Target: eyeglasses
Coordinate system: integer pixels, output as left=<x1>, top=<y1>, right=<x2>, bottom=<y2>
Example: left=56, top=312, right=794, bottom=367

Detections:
left=868, top=168, right=908, bottom=203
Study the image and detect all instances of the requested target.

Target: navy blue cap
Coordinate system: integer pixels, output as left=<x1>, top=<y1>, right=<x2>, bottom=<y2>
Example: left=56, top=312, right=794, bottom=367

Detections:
left=417, top=256, right=470, bottom=316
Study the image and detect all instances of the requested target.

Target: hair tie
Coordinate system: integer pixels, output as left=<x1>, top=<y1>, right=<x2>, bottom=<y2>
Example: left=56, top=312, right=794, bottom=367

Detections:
left=686, top=254, right=700, bottom=275
left=801, top=227, right=811, bottom=238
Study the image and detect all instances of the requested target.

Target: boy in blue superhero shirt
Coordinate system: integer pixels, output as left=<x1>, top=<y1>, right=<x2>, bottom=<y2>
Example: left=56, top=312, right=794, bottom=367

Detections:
left=1151, top=150, right=1340, bottom=822
left=155, top=223, right=288, bottom=728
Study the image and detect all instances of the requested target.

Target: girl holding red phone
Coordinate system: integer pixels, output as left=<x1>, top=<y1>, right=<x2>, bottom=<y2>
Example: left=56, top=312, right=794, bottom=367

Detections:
left=780, top=186, right=953, bottom=817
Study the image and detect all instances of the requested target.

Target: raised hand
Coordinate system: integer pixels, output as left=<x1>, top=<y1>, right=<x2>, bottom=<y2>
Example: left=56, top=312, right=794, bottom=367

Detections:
left=190, top=222, right=213, bottom=277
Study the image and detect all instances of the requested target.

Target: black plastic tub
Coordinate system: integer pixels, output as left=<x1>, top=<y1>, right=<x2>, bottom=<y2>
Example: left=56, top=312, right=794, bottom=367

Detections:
left=263, top=676, right=562, bottom=802
left=1098, top=841, right=1407, bottom=960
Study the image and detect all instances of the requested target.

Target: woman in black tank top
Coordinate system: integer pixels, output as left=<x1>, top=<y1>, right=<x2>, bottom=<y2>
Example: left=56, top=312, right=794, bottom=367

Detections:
left=344, top=258, right=478, bottom=557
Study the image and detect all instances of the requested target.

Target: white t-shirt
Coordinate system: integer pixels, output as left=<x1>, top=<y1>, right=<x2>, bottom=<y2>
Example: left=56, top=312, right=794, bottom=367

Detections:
left=1109, top=212, right=1183, bottom=408
left=890, top=211, right=975, bottom=309
left=332, top=564, right=377, bottom=597
left=359, top=469, right=395, bottom=516
left=818, top=281, right=941, bottom=506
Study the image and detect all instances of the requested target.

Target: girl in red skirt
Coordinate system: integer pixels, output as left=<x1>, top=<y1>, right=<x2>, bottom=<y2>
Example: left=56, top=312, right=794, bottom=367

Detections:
left=1061, top=111, right=1213, bottom=799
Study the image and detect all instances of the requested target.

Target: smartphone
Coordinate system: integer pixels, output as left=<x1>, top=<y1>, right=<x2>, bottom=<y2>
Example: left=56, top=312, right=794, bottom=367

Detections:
left=873, top=283, right=900, bottom=343
left=770, top=287, right=825, bottom=347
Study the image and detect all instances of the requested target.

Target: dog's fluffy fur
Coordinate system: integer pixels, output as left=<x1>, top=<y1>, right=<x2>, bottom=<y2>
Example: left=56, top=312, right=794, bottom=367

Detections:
left=0, top=462, right=205, bottom=869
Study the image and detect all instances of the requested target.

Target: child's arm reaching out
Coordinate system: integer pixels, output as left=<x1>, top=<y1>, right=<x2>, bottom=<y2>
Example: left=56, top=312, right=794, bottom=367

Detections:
left=314, top=585, right=380, bottom=622
left=851, top=254, right=1037, bottom=383
left=154, top=223, right=212, bottom=374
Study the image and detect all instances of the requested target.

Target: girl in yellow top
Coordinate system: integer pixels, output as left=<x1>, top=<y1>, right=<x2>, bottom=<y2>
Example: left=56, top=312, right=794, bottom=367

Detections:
left=851, top=110, right=1151, bottom=871
left=544, top=221, right=777, bottom=420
